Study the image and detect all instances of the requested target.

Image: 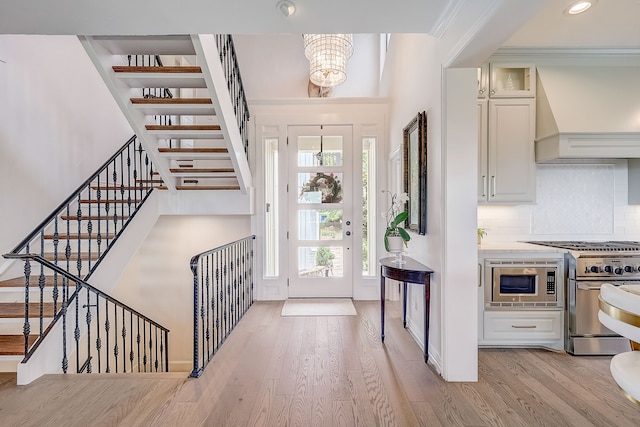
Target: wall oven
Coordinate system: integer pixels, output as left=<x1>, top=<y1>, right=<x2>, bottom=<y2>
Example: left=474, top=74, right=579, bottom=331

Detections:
left=484, top=259, right=564, bottom=310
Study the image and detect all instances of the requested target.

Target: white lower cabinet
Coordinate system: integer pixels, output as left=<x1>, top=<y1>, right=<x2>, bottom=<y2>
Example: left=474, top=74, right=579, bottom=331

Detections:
left=480, top=310, right=564, bottom=351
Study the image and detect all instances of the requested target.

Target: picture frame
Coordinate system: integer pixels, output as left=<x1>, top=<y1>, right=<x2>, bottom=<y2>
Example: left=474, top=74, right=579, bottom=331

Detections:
left=403, top=111, right=427, bottom=235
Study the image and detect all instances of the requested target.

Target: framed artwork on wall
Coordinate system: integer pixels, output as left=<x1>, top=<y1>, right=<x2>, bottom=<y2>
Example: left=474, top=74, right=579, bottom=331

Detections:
left=403, top=111, right=427, bottom=235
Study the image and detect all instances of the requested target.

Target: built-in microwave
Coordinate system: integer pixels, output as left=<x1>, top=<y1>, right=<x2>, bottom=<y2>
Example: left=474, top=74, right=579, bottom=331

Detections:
left=484, top=259, right=563, bottom=310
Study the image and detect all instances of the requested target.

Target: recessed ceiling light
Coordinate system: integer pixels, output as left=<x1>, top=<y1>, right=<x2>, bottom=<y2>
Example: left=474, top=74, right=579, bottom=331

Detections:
left=276, top=0, right=296, bottom=17
left=564, top=0, right=596, bottom=15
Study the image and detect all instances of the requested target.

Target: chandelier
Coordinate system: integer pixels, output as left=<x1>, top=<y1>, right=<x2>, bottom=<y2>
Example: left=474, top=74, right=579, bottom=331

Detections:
left=303, top=34, right=354, bottom=88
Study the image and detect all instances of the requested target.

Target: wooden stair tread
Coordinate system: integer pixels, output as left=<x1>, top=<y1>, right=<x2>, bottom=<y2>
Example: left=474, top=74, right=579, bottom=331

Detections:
left=60, top=215, right=130, bottom=220
left=145, top=125, right=221, bottom=131
left=0, top=302, right=55, bottom=318
left=0, top=335, right=38, bottom=356
left=158, top=148, right=228, bottom=153
left=43, top=252, right=100, bottom=261
left=136, top=179, right=164, bottom=183
left=79, top=199, right=142, bottom=204
left=169, top=168, right=234, bottom=173
left=113, top=66, right=202, bottom=73
left=43, top=233, right=116, bottom=240
left=130, top=98, right=212, bottom=105
left=0, top=276, right=58, bottom=288
left=158, top=185, right=241, bottom=190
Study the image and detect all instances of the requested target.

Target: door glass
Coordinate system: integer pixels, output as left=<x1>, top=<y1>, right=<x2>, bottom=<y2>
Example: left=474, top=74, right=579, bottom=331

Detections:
left=297, top=135, right=343, bottom=167
left=298, top=172, right=344, bottom=204
left=298, top=209, right=343, bottom=240
left=298, top=246, right=343, bottom=278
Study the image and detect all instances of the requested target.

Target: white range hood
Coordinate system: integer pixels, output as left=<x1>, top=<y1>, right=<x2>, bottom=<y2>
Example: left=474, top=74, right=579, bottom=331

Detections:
left=535, top=66, right=640, bottom=162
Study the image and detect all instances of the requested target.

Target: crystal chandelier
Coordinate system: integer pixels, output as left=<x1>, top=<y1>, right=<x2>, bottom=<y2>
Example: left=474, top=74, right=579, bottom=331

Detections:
left=303, top=34, right=354, bottom=88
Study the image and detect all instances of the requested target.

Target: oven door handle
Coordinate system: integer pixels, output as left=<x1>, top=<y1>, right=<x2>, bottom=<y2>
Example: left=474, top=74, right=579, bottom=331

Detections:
left=577, top=283, right=602, bottom=291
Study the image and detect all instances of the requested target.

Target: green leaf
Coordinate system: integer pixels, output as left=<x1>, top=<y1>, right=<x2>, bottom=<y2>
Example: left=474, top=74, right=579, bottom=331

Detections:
left=384, top=235, right=390, bottom=252
left=398, top=227, right=411, bottom=243
left=390, top=211, right=408, bottom=227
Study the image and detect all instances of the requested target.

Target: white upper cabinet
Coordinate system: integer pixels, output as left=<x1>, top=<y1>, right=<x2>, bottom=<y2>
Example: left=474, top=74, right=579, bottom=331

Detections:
left=477, top=64, right=489, bottom=99
left=479, top=98, right=536, bottom=203
left=489, top=63, right=536, bottom=98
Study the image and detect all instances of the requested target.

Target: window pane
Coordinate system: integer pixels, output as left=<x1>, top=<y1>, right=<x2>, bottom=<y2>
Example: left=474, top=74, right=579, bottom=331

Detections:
left=298, top=210, right=343, bottom=240
left=298, top=172, right=343, bottom=204
left=297, top=135, right=343, bottom=167
left=363, top=137, right=376, bottom=276
left=264, top=138, right=279, bottom=277
left=297, top=246, right=343, bottom=278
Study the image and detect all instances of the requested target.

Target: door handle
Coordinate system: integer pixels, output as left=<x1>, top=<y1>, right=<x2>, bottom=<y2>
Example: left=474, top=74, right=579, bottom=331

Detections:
left=490, top=176, right=496, bottom=197
left=511, top=325, right=537, bottom=329
left=346, top=231, right=351, bottom=236
left=481, top=176, right=487, bottom=197
left=577, top=283, right=602, bottom=291
left=346, top=221, right=351, bottom=226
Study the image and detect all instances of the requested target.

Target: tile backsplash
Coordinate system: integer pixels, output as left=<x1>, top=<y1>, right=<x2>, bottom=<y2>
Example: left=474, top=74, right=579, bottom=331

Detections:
left=478, top=160, right=640, bottom=242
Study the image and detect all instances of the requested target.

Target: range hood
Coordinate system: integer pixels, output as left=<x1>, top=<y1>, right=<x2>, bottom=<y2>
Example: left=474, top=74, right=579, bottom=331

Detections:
left=535, top=66, right=640, bottom=163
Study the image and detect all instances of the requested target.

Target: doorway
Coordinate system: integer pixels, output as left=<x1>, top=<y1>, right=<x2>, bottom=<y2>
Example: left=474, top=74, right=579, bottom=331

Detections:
left=287, top=125, right=353, bottom=297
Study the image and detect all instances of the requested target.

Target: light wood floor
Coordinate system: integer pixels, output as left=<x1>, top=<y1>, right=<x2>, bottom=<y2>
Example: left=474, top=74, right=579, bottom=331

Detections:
left=0, top=300, right=639, bottom=426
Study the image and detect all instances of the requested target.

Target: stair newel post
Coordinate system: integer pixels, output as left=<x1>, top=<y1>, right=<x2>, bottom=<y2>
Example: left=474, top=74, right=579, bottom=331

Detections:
left=113, top=303, right=118, bottom=373
left=96, top=173, right=102, bottom=258
left=74, top=284, right=80, bottom=373
left=52, top=218, right=59, bottom=315
left=104, top=300, right=110, bottom=373
left=190, top=254, right=201, bottom=377
left=85, top=286, right=92, bottom=373
left=121, top=307, right=126, bottom=373
left=23, top=244, right=31, bottom=357
left=76, top=192, right=82, bottom=278
left=136, top=316, right=141, bottom=372
left=96, top=294, right=101, bottom=373
left=204, top=257, right=210, bottom=362
left=87, top=183, right=93, bottom=273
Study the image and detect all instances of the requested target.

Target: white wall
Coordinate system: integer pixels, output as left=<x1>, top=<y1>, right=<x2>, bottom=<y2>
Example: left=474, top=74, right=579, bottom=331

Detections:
left=234, top=34, right=380, bottom=99
left=0, top=35, right=131, bottom=273
left=110, top=215, right=252, bottom=372
left=381, top=33, right=479, bottom=381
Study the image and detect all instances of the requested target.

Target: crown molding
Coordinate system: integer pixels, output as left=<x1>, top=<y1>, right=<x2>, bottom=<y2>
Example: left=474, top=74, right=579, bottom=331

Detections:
left=491, top=46, right=640, bottom=63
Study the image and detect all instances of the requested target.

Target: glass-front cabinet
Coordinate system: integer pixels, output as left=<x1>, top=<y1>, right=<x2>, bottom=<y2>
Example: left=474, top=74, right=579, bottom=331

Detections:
left=489, top=63, right=536, bottom=98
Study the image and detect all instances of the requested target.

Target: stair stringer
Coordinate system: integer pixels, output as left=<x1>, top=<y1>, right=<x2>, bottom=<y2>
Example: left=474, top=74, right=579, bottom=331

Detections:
left=78, top=35, right=177, bottom=192
left=191, top=34, right=253, bottom=194
left=15, top=192, right=161, bottom=384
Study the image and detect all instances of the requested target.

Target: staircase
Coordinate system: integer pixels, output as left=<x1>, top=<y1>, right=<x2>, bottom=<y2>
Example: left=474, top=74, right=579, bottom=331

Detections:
left=78, top=34, right=252, bottom=193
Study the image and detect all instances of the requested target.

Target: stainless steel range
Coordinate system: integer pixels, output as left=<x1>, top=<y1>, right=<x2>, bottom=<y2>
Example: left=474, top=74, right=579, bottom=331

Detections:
left=526, top=241, right=640, bottom=355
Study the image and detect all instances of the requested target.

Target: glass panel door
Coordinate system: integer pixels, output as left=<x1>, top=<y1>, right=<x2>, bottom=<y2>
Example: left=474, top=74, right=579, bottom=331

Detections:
left=288, top=125, right=353, bottom=297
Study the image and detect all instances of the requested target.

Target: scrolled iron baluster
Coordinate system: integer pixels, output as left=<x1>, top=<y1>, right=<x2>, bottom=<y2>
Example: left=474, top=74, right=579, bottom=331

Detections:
left=96, top=295, right=101, bottom=373
left=121, top=308, right=126, bottom=373
left=85, top=289, right=92, bottom=373
left=105, top=300, right=110, bottom=373
left=129, top=311, right=134, bottom=372
left=155, top=328, right=159, bottom=372
left=61, top=280, right=69, bottom=374
left=143, top=321, right=148, bottom=372
left=204, top=257, right=210, bottom=361
left=74, top=286, right=81, bottom=373
left=23, top=252, right=31, bottom=356
left=137, top=317, right=141, bottom=372
left=113, top=304, right=118, bottom=373
left=76, top=193, right=82, bottom=277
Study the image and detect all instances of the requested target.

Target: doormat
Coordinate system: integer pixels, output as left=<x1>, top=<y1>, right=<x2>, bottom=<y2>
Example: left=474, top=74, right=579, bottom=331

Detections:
left=281, top=299, right=357, bottom=316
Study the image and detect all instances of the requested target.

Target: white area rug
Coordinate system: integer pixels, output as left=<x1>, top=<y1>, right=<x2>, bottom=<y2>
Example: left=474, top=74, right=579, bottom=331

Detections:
left=281, top=299, right=357, bottom=316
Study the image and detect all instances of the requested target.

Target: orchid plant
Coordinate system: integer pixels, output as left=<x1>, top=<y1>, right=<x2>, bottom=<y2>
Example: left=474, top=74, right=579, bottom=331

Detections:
left=382, top=190, right=411, bottom=251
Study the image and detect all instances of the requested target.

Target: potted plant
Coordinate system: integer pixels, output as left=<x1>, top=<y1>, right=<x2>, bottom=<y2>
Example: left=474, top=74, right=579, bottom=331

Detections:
left=477, top=228, right=487, bottom=245
left=382, top=190, right=411, bottom=252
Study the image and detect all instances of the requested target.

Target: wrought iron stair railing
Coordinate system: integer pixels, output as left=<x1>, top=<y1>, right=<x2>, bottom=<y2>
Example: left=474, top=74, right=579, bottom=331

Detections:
left=189, top=235, right=255, bottom=378
left=3, top=254, right=169, bottom=373
left=2, top=135, right=162, bottom=367
left=6, top=135, right=154, bottom=281
left=215, top=35, right=250, bottom=156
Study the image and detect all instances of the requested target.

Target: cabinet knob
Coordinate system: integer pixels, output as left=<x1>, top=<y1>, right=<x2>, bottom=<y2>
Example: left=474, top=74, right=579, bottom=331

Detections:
left=490, top=89, right=496, bottom=95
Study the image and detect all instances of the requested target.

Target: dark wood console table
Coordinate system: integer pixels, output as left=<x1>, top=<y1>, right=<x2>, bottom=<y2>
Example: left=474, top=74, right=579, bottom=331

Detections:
left=380, top=257, right=433, bottom=363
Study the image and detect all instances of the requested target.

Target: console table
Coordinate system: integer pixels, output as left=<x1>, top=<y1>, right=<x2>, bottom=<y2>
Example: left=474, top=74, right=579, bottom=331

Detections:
left=380, top=257, right=433, bottom=362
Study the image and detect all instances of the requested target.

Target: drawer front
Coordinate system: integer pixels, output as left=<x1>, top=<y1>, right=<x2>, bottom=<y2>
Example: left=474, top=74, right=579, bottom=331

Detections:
left=484, top=311, right=562, bottom=341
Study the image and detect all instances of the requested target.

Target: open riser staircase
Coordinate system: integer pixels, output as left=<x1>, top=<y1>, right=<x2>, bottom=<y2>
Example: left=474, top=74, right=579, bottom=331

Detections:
left=0, top=137, right=169, bottom=381
left=79, top=34, right=252, bottom=194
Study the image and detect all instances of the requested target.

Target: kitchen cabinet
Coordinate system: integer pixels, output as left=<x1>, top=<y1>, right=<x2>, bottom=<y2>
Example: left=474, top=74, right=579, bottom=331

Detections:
left=489, top=63, right=535, bottom=98
left=477, top=64, right=488, bottom=98
left=480, top=311, right=563, bottom=351
left=478, top=98, right=536, bottom=203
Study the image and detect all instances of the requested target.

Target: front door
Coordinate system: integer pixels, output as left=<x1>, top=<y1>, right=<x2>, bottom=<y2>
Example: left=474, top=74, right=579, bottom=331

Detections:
left=287, top=125, right=353, bottom=298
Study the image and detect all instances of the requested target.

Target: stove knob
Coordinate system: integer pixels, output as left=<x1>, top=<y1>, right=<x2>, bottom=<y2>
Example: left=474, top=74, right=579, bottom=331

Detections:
left=604, top=265, right=613, bottom=273
left=590, top=266, right=600, bottom=273
left=615, top=267, right=624, bottom=275
left=625, top=265, right=634, bottom=273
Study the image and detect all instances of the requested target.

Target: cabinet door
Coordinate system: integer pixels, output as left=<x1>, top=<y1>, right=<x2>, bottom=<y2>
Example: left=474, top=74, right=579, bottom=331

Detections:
left=477, top=65, right=489, bottom=99
left=489, top=63, right=536, bottom=98
left=477, top=100, right=488, bottom=201
left=487, top=99, right=535, bottom=203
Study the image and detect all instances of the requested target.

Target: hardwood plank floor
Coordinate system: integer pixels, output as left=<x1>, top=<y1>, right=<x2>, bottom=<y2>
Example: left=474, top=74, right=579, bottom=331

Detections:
left=0, top=300, right=639, bottom=426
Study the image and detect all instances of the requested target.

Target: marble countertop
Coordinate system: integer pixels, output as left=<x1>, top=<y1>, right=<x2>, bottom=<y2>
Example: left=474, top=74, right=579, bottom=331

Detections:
left=478, top=241, right=568, bottom=258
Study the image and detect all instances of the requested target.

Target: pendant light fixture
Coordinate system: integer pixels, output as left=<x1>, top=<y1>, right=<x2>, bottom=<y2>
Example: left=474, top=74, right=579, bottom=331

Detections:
left=303, top=34, right=354, bottom=88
